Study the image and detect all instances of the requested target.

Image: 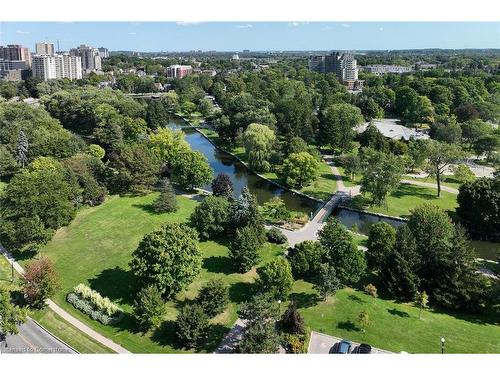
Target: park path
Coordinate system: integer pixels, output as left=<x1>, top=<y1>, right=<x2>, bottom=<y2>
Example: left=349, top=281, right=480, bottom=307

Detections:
left=0, top=245, right=130, bottom=354
left=401, top=179, right=459, bottom=194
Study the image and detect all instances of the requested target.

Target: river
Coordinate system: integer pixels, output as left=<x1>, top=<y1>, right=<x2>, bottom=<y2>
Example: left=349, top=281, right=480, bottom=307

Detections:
left=169, top=115, right=499, bottom=261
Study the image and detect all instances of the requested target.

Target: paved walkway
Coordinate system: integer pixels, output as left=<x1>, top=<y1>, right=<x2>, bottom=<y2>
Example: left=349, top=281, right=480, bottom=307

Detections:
left=0, top=246, right=130, bottom=354
left=401, top=179, right=459, bottom=194
left=214, top=318, right=246, bottom=353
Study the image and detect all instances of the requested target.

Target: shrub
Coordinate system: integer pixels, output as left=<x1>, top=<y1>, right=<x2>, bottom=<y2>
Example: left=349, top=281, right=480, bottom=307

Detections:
left=283, top=333, right=307, bottom=354
left=69, top=284, right=123, bottom=325
left=287, top=240, right=324, bottom=278
left=266, top=228, right=287, bottom=244
left=153, top=178, right=178, bottom=213
left=196, top=279, right=229, bottom=318
left=364, top=283, right=378, bottom=298
left=73, top=283, right=122, bottom=316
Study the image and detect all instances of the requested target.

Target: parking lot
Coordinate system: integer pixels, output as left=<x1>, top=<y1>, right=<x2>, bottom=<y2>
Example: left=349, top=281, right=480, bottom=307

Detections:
left=307, top=331, right=393, bottom=354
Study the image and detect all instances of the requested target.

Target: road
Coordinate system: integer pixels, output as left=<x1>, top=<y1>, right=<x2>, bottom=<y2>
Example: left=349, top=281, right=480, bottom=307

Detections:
left=1, top=318, right=76, bottom=354
left=308, top=331, right=392, bottom=354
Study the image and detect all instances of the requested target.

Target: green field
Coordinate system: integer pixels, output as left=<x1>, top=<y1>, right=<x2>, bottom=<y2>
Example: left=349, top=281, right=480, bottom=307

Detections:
left=0, top=255, right=16, bottom=290
left=336, top=166, right=362, bottom=188
left=29, top=191, right=500, bottom=353
left=36, top=193, right=283, bottom=353
left=347, top=183, right=458, bottom=218
left=403, top=175, right=465, bottom=191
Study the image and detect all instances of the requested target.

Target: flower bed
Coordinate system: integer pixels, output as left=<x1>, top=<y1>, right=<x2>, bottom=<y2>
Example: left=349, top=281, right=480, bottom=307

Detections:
left=66, top=284, right=123, bottom=325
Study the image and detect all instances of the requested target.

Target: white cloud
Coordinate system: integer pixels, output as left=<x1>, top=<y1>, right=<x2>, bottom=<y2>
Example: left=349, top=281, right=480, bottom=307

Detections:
left=342, top=23, right=351, bottom=28
left=128, top=32, right=137, bottom=35
left=288, top=21, right=309, bottom=27
left=16, top=30, right=30, bottom=35
left=176, top=21, right=203, bottom=26
left=236, top=24, right=253, bottom=29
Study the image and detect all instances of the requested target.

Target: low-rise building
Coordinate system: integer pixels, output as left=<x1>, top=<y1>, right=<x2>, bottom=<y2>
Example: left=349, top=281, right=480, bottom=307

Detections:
left=355, top=118, right=429, bottom=141
left=362, top=64, right=412, bottom=75
left=0, top=59, right=29, bottom=81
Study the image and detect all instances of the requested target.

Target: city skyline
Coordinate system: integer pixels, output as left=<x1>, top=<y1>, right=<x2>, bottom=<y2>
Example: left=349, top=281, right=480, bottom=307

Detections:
left=1, top=22, right=499, bottom=52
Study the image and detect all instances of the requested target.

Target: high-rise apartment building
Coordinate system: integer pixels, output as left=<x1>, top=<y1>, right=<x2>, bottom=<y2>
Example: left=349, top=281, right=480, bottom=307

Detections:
left=0, top=44, right=32, bottom=67
left=32, top=54, right=82, bottom=81
left=36, top=42, right=55, bottom=55
left=70, top=45, right=102, bottom=73
left=98, top=47, right=109, bottom=59
left=309, top=51, right=361, bottom=89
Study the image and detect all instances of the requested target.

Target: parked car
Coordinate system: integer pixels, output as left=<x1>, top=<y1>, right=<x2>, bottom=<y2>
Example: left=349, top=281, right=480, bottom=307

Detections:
left=352, top=343, right=372, bottom=354
left=333, top=339, right=352, bottom=354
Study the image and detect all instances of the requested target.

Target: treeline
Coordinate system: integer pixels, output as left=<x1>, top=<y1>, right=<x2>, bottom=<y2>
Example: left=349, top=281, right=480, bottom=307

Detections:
left=0, top=88, right=213, bottom=254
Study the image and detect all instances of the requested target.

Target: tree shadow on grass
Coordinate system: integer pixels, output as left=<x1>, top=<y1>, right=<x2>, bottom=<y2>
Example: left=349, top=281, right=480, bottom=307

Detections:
left=87, top=266, right=137, bottom=306
left=202, top=256, right=234, bottom=275
left=151, top=320, right=180, bottom=349
left=337, top=320, right=361, bottom=332
left=229, top=282, right=255, bottom=304
left=131, top=203, right=160, bottom=215
left=391, top=183, right=437, bottom=201
left=348, top=294, right=365, bottom=304
left=289, top=292, right=319, bottom=308
left=387, top=308, right=410, bottom=318
left=199, top=323, right=230, bottom=353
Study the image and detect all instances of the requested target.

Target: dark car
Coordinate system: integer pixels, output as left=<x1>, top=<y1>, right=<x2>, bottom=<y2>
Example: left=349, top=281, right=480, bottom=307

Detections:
left=352, top=343, right=372, bottom=354
left=333, top=339, right=352, bottom=354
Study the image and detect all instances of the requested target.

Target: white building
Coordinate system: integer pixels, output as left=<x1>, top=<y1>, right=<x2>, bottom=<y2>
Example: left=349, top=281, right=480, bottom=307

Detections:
left=362, top=65, right=412, bottom=75
left=32, top=54, right=82, bottom=81
left=35, top=42, right=55, bottom=55
left=98, top=47, right=109, bottom=59
left=70, top=45, right=102, bottom=74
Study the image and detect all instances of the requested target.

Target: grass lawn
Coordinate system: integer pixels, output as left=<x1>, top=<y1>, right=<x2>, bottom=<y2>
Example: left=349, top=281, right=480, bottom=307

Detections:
left=347, top=183, right=458, bottom=218
left=35, top=192, right=284, bottom=353
left=292, top=280, right=500, bottom=354
left=0, top=255, right=17, bottom=290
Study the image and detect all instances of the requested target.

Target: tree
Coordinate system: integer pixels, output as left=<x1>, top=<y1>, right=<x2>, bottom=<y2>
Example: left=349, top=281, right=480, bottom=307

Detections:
left=229, top=186, right=263, bottom=230
left=380, top=225, right=420, bottom=300
left=453, top=164, right=475, bottom=184
left=229, top=225, right=262, bottom=273
left=173, top=150, right=212, bottom=191
left=87, top=144, right=105, bottom=159
left=424, top=140, right=464, bottom=197
left=149, top=127, right=190, bottom=166
left=366, top=222, right=396, bottom=272
left=0, top=145, right=19, bottom=177
left=0, top=286, right=27, bottom=335
left=278, top=152, right=320, bottom=189
left=190, top=195, right=230, bottom=240
left=238, top=293, right=280, bottom=354
left=360, top=148, right=404, bottom=205
left=457, top=175, right=500, bottom=237
left=287, top=240, right=324, bottom=278
left=242, top=123, right=276, bottom=172
left=175, top=304, right=209, bottom=349
left=430, top=115, right=462, bottom=144
left=364, top=284, right=378, bottom=298
left=341, top=154, right=361, bottom=181
left=408, top=139, right=428, bottom=171
left=358, top=124, right=389, bottom=153
left=130, top=223, right=202, bottom=299
left=211, top=173, right=233, bottom=198
left=461, top=119, right=493, bottom=149
left=256, top=258, right=294, bottom=300
left=261, top=197, right=291, bottom=222
left=320, top=103, right=363, bottom=153
left=414, top=290, right=429, bottom=319
left=357, top=310, right=370, bottom=333
left=21, top=257, right=60, bottom=308
left=318, top=219, right=366, bottom=285
left=314, top=263, right=341, bottom=301
left=196, top=279, right=229, bottom=318
left=153, top=178, right=178, bottom=213
left=107, top=143, right=161, bottom=193
left=145, top=100, right=168, bottom=130
left=16, top=129, right=28, bottom=168
left=133, top=285, right=165, bottom=331
left=280, top=301, right=305, bottom=335
left=473, top=135, right=499, bottom=159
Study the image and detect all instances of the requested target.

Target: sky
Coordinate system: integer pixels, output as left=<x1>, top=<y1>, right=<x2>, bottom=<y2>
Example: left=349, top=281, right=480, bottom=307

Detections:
left=0, top=22, right=499, bottom=52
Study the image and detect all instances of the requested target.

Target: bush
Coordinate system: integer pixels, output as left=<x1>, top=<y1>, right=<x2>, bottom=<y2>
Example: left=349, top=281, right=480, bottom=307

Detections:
left=153, top=179, right=178, bottom=213
left=189, top=195, right=231, bottom=240
left=73, top=284, right=122, bottom=316
left=283, top=333, right=307, bottom=354
left=196, top=279, right=229, bottom=318
left=266, top=228, right=287, bottom=244
left=364, top=283, right=378, bottom=298
left=175, top=304, right=210, bottom=349
left=66, top=291, right=123, bottom=326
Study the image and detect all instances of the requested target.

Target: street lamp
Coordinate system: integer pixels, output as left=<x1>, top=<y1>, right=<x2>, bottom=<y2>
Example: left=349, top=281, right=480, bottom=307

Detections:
left=441, top=337, right=445, bottom=354
left=277, top=300, right=282, bottom=317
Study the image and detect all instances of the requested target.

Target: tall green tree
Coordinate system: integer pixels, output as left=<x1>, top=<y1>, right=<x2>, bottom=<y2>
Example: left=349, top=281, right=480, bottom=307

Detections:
left=16, top=129, right=28, bottom=168
left=175, top=304, right=209, bottom=349
left=130, top=223, right=202, bottom=299
left=366, top=222, right=397, bottom=272
left=133, top=285, right=165, bottom=331
left=0, top=287, right=27, bottom=335
left=278, top=152, right=320, bottom=189
left=173, top=150, right=212, bottom=191
left=256, top=258, right=294, bottom=300
left=229, top=225, right=262, bottom=273
left=189, top=195, right=231, bottom=240
left=145, top=100, right=169, bottom=130
left=242, top=123, right=276, bottom=173
left=314, top=263, right=341, bottom=301
left=319, top=103, right=363, bottom=153
left=424, top=140, right=464, bottom=197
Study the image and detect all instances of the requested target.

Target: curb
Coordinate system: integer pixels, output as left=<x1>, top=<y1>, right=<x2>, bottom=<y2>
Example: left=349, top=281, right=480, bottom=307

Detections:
left=29, top=318, right=79, bottom=354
